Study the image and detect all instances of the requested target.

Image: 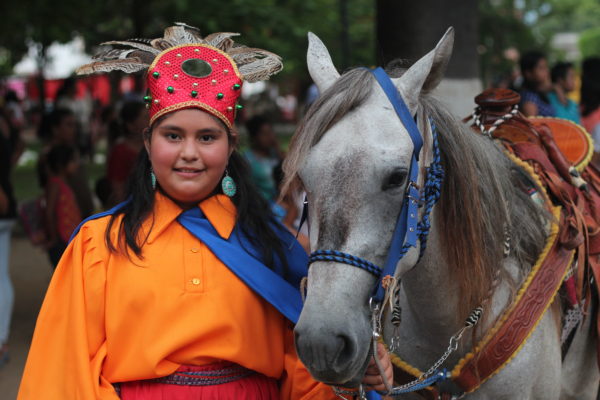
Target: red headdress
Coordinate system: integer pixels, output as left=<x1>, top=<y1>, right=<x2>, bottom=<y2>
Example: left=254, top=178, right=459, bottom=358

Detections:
left=77, top=23, right=282, bottom=129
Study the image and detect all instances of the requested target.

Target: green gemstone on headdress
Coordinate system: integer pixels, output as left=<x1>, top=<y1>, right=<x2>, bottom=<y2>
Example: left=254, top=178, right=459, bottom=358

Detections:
left=216, top=93, right=224, bottom=100
left=232, top=84, right=241, bottom=90
left=191, top=90, right=198, bottom=98
left=236, top=104, right=243, bottom=110
left=181, top=58, right=213, bottom=78
left=143, top=95, right=152, bottom=103
left=167, top=86, right=174, bottom=93
left=152, top=71, right=160, bottom=78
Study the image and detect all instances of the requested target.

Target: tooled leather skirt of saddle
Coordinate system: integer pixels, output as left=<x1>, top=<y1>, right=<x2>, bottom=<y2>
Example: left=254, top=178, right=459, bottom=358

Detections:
left=470, top=88, right=600, bottom=363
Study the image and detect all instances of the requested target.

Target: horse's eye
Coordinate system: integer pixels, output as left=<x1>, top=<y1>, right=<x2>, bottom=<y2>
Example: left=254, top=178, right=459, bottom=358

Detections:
left=382, top=169, right=407, bottom=191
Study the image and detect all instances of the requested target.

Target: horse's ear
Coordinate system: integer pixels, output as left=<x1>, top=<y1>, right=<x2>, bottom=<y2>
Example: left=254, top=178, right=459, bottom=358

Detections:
left=395, top=27, right=454, bottom=108
left=307, top=32, right=340, bottom=93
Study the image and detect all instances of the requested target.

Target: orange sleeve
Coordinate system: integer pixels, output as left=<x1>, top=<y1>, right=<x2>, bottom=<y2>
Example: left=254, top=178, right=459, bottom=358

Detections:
left=280, top=323, right=340, bottom=400
left=18, top=222, right=118, bottom=400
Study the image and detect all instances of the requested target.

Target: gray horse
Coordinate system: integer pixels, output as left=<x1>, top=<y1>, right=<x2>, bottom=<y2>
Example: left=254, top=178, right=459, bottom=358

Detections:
left=283, top=28, right=599, bottom=399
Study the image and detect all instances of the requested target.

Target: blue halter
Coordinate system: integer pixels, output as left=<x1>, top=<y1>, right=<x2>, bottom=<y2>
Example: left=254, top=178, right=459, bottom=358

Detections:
left=307, top=67, right=444, bottom=303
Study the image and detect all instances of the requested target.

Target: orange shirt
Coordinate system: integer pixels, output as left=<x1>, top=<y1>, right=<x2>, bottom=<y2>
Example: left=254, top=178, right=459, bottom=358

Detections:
left=18, top=193, right=336, bottom=399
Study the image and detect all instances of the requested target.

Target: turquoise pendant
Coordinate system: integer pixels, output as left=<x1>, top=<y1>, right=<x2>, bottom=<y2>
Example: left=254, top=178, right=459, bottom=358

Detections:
left=221, top=175, right=236, bottom=197
left=151, top=171, right=157, bottom=190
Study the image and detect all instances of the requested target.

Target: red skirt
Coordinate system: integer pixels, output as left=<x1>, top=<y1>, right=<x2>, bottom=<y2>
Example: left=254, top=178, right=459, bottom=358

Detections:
left=119, top=362, right=279, bottom=400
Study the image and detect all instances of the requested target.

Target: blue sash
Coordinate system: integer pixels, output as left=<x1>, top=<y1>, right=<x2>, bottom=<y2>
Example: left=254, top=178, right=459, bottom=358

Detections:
left=70, top=200, right=308, bottom=323
left=177, top=207, right=307, bottom=322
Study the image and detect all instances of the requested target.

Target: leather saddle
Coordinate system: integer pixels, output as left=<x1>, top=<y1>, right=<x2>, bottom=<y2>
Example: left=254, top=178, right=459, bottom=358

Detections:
left=471, top=88, right=600, bottom=361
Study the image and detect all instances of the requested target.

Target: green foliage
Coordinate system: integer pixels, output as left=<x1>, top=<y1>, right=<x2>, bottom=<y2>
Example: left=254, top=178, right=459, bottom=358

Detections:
left=580, top=27, right=600, bottom=59
left=532, top=0, right=600, bottom=34
left=0, top=0, right=375, bottom=82
left=478, top=0, right=545, bottom=87
left=478, top=0, right=600, bottom=87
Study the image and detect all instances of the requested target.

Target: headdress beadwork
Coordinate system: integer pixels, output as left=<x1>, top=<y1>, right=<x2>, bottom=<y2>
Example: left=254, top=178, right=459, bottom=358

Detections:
left=76, top=23, right=283, bottom=129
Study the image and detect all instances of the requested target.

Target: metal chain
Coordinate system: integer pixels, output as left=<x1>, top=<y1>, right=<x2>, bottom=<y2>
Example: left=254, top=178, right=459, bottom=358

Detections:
left=376, top=306, right=484, bottom=397
left=332, top=385, right=367, bottom=400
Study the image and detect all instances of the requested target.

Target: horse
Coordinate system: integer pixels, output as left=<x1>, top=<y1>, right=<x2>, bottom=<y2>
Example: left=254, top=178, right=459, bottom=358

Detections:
left=282, top=28, right=599, bottom=399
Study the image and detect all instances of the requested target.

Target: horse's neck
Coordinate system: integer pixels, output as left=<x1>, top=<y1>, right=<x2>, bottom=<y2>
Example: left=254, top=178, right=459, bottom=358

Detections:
left=399, top=209, right=461, bottom=340
left=397, top=208, right=518, bottom=349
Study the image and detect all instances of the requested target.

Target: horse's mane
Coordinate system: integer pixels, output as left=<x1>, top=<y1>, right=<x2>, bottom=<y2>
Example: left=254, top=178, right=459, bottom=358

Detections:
left=282, top=67, right=547, bottom=321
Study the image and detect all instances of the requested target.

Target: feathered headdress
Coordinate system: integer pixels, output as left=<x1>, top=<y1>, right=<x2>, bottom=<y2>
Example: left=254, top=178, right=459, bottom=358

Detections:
left=77, top=23, right=283, bottom=128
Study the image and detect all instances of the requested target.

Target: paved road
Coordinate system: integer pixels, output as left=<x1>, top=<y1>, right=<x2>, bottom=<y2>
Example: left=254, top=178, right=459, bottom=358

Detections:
left=0, top=230, right=53, bottom=399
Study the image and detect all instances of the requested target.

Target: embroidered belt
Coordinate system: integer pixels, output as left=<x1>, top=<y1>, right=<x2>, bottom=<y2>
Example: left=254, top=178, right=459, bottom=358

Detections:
left=150, top=363, right=255, bottom=386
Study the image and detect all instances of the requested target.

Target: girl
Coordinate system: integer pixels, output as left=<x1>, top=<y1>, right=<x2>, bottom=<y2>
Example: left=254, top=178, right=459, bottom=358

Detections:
left=518, top=51, right=556, bottom=117
left=44, top=144, right=82, bottom=267
left=18, top=24, right=391, bottom=399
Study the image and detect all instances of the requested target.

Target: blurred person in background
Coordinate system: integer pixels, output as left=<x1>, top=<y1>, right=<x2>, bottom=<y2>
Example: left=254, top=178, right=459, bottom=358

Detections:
left=55, top=77, right=93, bottom=157
left=0, top=99, right=23, bottom=368
left=580, top=57, right=600, bottom=167
left=580, top=58, right=600, bottom=134
left=102, top=105, right=120, bottom=150
left=38, top=108, right=95, bottom=218
left=105, top=101, right=148, bottom=206
left=243, top=115, right=284, bottom=202
left=548, top=62, right=580, bottom=123
left=519, top=51, right=556, bottom=117
left=4, top=90, right=26, bottom=131
left=44, top=145, right=82, bottom=267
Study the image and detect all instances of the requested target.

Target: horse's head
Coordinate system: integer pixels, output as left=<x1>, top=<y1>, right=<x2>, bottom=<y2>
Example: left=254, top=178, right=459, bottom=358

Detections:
left=286, top=28, right=454, bottom=385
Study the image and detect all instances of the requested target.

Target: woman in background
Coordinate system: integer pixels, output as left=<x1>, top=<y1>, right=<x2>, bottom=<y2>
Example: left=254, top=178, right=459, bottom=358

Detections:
left=0, top=101, right=23, bottom=368
left=519, top=51, right=555, bottom=117
left=44, top=145, right=82, bottom=267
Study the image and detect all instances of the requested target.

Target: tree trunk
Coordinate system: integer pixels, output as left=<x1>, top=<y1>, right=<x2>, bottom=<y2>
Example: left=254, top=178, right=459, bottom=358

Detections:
left=339, top=0, right=350, bottom=70
left=376, top=0, right=480, bottom=117
left=36, top=46, right=47, bottom=110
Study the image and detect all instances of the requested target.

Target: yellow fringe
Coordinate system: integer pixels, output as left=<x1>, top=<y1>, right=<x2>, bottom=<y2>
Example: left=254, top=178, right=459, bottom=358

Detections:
left=450, top=205, right=574, bottom=393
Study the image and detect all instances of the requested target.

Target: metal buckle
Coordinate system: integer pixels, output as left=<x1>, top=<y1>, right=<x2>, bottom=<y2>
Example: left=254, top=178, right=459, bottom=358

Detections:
left=406, top=181, right=421, bottom=203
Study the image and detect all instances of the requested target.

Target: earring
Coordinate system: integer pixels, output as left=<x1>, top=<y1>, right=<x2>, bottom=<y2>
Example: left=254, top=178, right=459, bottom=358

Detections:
left=150, top=168, right=157, bottom=190
left=221, top=169, right=236, bottom=197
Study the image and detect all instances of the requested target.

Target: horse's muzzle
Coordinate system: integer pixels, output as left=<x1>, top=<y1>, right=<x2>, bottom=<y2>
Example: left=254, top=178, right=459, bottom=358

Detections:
left=294, top=322, right=371, bottom=384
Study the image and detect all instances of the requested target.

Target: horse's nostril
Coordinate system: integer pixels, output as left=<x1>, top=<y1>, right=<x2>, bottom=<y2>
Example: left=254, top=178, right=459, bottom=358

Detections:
left=334, top=334, right=356, bottom=371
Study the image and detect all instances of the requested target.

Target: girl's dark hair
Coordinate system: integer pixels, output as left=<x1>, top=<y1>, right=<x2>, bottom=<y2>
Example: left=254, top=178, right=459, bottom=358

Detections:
left=550, top=62, right=572, bottom=83
left=104, top=116, right=289, bottom=273
left=581, top=57, right=600, bottom=117
left=519, top=51, right=549, bottom=101
left=47, top=144, right=76, bottom=174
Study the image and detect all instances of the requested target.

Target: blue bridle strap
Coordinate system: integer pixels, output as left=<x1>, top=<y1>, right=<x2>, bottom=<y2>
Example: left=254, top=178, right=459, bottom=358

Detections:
left=371, top=68, right=424, bottom=154
left=370, top=67, right=423, bottom=303
left=307, top=68, right=443, bottom=305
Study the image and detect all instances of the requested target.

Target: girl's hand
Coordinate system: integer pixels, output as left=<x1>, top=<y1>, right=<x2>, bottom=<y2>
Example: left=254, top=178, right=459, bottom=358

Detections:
left=362, top=342, right=393, bottom=392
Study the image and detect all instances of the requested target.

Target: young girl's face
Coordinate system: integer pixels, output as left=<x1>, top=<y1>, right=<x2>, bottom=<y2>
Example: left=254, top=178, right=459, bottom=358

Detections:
left=526, top=58, right=551, bottom=90
left=146, top=109, right=232, bottom=208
